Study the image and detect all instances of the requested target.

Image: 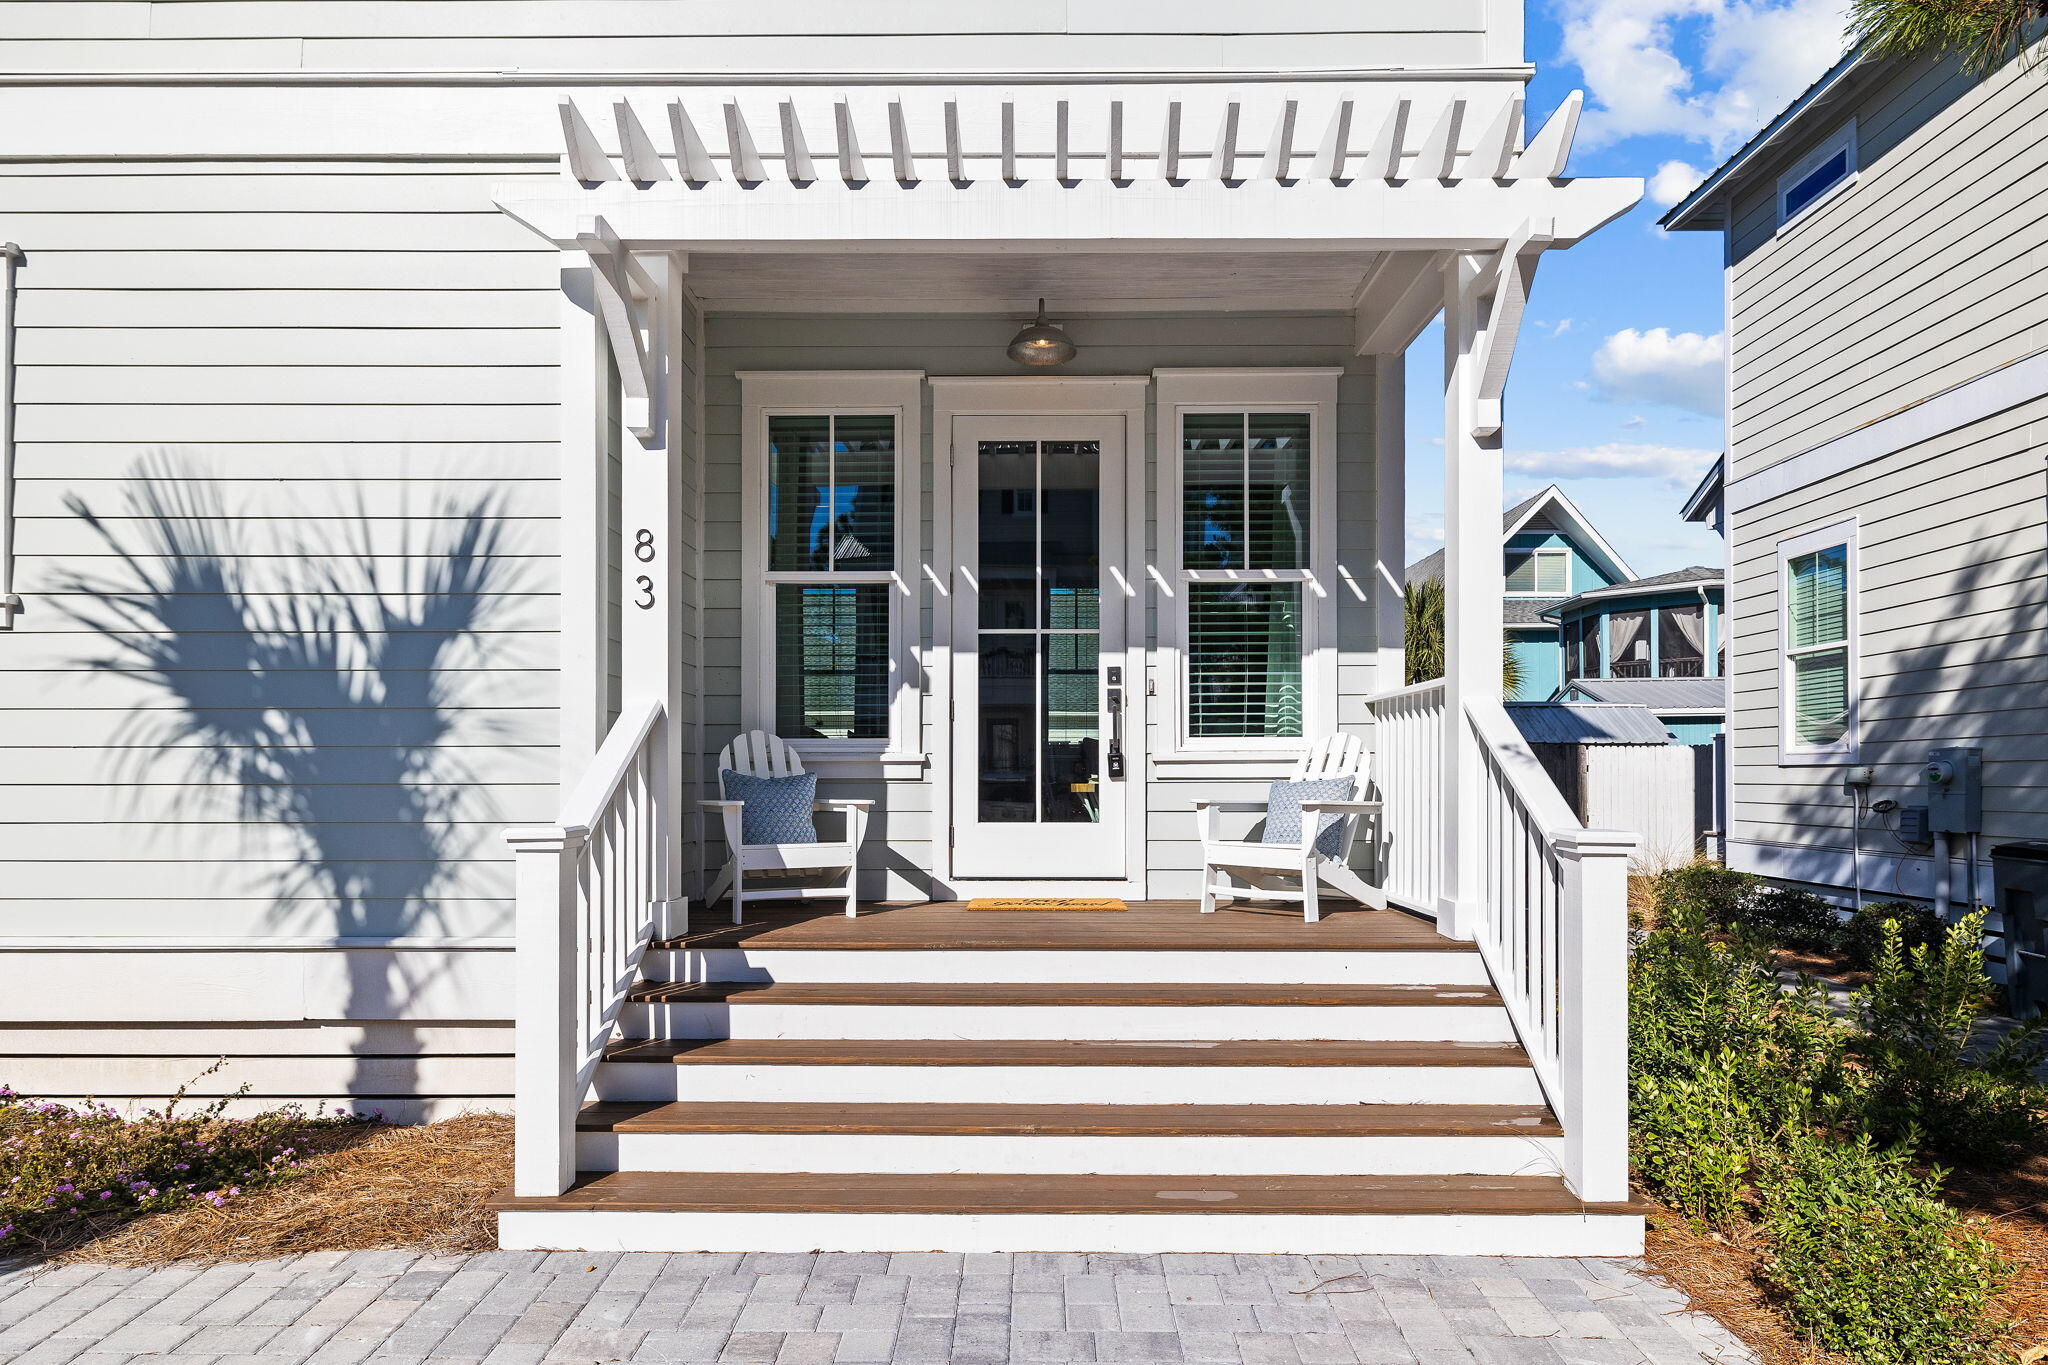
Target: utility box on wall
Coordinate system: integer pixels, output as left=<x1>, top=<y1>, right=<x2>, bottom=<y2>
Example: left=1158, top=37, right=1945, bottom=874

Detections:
left=1926, top=747, right=1983, bottom=834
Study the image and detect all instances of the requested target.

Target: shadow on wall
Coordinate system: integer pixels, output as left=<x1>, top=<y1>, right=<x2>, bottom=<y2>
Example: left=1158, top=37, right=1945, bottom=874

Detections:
left=55, top=452, right=517, bottom=1113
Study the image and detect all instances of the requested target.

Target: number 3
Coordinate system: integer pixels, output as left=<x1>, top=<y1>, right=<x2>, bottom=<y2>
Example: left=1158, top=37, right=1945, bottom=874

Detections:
left=635, top=575, right=655, bottom=610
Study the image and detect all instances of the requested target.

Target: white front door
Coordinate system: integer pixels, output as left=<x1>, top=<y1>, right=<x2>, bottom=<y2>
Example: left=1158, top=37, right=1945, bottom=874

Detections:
left=949, top=416, right=1129, bottom=880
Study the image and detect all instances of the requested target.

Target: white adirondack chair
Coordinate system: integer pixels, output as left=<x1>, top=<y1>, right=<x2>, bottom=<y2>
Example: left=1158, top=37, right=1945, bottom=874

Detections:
left=700, top=730, right=873, bottom=923
left=1192, top=734, right=1388, bottom=923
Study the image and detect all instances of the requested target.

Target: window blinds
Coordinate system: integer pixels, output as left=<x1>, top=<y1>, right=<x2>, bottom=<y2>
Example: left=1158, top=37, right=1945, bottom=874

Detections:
left=1185, top=582, right=1304, bottom=739
left=1787, top=545, right=1849, bottom=746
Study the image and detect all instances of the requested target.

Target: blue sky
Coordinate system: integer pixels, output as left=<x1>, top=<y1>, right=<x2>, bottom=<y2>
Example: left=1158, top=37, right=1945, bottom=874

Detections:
left=1403, top=0, right=1854, bottom=579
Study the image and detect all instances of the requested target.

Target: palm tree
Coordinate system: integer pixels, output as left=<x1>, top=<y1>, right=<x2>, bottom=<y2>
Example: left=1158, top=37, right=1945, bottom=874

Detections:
left=1403, top=577, right=1526, bottom=695
left=1847, top=0, right=2044, bottom=74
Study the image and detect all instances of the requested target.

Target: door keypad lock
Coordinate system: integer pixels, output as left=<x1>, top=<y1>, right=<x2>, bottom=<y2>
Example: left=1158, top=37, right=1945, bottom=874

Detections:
left=1105, top=666, right=1126, bottom=779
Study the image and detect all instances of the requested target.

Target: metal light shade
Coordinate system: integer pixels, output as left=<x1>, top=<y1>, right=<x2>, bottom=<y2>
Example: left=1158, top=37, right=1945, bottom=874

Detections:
left=1006, top=298, right=1077, bottom=367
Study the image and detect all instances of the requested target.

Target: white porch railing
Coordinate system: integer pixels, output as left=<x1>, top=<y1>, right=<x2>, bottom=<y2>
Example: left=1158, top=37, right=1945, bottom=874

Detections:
left=1366, top=683, right=1634, bottom=1203
left=1362, top=678, right=1446, bottom=914
left=506, top=697, right=673, bottom=1197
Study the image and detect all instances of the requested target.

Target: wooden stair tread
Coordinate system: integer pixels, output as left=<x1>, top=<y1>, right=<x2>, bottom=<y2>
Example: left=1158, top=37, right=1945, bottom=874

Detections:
left=653, top=901, right=1473, bottom=953
left=495, top=1170, right=1640, bottom=1217
left=603, top=1038, right=1532, bottom=1067
left=578, top=1100, right=1561, bottom=1136
left=626, top=981, right=1503, bottom=1007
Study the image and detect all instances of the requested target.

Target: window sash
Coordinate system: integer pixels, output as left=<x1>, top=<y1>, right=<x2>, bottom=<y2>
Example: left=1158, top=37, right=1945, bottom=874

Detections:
left=1778, top=530, right=1854, bottom=757
left=767, top=412, right=897, bottom=575
left=1179, top=410, right=1311, bottom=572
left=1184, top=581, right=1305, bottom=740
left=1505, top=548, right=1569, bottom=596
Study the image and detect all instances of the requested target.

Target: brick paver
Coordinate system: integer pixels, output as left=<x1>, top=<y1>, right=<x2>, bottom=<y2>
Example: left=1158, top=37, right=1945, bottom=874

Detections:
left=0, top=1252, right=1753, bottom=1364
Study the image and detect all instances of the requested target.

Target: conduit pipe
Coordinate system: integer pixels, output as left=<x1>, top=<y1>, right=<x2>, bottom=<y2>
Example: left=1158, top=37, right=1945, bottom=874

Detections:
left=0, top=244, right=18, bottom=631
left=1933, top=830, right=1953, bottom=920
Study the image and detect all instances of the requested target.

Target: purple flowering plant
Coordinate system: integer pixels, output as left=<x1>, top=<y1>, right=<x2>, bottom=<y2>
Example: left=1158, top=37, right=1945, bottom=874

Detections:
left=0, top=1063, right=375, bottom=1253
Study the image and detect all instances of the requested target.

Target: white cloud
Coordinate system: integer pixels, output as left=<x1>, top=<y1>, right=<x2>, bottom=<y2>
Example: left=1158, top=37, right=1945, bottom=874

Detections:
left=1407, top=514, right=1444, bottom=546
left=1648, top=159, right=1707, bottom=207
left=1503, top=442, right=1720, bottom=488
left=1621, top=415, right=1649, bottom=429
left=1553, top=317, right=1577, bottom=337
left=1590, top=327, right=1725, bottom=415
left=1557, top=0, right=1851, bottom=156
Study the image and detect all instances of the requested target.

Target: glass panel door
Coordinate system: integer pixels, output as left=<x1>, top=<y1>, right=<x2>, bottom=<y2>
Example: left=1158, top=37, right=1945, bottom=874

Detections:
left=950, top=418, right=1127, bottom=881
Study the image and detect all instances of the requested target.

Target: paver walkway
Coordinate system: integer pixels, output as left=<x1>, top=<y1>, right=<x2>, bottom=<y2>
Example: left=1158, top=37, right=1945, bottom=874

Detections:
left=0, top=1250, right=1754, bottom=1365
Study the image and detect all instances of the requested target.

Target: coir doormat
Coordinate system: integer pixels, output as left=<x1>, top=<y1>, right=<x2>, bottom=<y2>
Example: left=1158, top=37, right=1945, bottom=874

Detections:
left=965, top=898, right=1128, bottom=911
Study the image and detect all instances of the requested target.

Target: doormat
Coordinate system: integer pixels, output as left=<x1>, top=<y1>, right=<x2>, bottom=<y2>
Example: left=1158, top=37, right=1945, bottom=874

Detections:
left=966, top=898, right=1128, bottom=912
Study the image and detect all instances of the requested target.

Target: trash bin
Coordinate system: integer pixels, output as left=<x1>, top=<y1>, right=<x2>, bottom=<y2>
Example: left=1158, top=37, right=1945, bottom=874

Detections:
left=1991, top=841, right=2048, bottom=1019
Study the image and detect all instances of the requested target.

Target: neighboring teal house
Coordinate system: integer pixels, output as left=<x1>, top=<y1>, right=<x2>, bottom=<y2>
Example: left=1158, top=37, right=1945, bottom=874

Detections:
left=1407, top=485, right=1636, bottom=702
left=1548, top=567, right=1727, bottom=745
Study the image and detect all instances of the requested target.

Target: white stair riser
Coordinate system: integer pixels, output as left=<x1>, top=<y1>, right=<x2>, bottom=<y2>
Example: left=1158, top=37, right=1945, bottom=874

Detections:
left=498, top=1210, right=1645, bottom=1256
left=592, top=1062, right=1547, bottom=1106
left=618, top=1002, right=1518, bottom=1042
left=645, top=948, right=1490, bottom=986
left=576, top=1131, right=1566, bottom=1177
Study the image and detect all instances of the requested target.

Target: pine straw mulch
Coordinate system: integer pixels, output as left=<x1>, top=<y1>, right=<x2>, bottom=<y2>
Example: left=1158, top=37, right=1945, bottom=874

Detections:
left=1639, top=1152, right=2048, bottom=1365
left=56, top=1112, right=510, bottom=1266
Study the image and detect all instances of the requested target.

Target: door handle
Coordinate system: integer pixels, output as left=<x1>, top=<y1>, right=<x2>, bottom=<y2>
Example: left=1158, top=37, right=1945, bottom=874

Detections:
left=1104, top=661, right=1127, bottom=782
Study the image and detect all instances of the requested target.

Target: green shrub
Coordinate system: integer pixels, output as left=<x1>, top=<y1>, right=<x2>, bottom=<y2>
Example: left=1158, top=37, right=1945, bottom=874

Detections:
left=1630, top=1052, right=1759, bottom=1227
left=1759, top=1128, right=2008, bottom=1365
left=1739, top=885, right=1846, bottom=954
left=1844, top=899, right=1944, bottom=970
left=1629, top=897, right=1851, bottom=1221
left=1851, top=911, right=2048, bottom=1164
left=1649, top=861, right=1757, bottom=929
left=0, top=1073, right=370, bottom=1252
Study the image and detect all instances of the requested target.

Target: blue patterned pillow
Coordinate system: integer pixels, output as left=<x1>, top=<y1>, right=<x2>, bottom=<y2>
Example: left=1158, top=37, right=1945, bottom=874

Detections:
left=1261, top=775, right=1356, bottom=858
left=720, top=769, right=819, bottom=845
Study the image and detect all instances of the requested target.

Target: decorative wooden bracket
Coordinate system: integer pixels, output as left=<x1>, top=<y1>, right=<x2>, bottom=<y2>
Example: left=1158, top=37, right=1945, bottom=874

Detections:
left=575, top=216, right=665, bottom=441
left=1469, top=217, right=1554, bottom=439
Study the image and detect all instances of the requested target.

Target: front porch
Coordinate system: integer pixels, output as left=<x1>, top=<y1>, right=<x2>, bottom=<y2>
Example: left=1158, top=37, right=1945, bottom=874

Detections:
left=496, top=83, right=1645, bottom=1252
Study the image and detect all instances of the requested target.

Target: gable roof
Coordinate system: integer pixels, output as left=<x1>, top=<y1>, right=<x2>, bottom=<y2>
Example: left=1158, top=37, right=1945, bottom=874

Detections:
left=1681, top=457, right=1725, bottom=524
left=1660, top=47, right=1868, bottom=231
left=1405, top=484, right=1637, bottom=587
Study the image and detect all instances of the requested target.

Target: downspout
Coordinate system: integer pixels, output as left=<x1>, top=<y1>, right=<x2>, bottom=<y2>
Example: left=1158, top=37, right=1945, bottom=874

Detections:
left=0, top=244, right=19, bottom=631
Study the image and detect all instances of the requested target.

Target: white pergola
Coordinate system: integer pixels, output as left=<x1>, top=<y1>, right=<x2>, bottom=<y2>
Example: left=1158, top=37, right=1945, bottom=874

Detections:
left=494, top=84, right=1643, bottom=940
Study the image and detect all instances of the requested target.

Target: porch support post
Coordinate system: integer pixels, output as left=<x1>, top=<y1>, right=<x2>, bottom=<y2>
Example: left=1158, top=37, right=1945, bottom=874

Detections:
left=559, top=252, right=609, bottom=779
left=1556, top=827, right=1635, bottom=1202
left=1439, top=253, right=1503, bottom=941
left=507, top=824, right=585, bottom=1197
left=1371, top=353, right=1406, bottom=693
left=618, top=252, right=689, bottom=938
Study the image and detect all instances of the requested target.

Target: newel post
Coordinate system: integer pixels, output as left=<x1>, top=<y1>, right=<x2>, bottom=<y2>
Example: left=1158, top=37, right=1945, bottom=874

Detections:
left=506, top=823, right=588, bottom=1197
left=1555, top=826, right=1635, bottom=1203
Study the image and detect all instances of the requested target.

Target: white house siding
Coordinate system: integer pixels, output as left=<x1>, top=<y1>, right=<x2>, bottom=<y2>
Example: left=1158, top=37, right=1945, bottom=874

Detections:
left=698, top=314, right=1389, bottom=902
left=0, top=1, right=1515, bottom=73
left=1726, top=390, right=2048, bottom=969
left=0, top=158, right=565, bottom=1118
left=1724, top=46, right=2048, bottom=482
left=0, top=0, right=1504, bottom=1112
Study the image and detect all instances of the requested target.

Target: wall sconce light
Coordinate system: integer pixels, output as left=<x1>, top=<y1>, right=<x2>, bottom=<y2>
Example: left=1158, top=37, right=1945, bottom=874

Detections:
left=1005, top=298, right=1077, bottom=368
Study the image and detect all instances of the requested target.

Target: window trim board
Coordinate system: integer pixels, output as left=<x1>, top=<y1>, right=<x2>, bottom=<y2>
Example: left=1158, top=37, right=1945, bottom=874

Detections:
left=1155, top=367, right=1342, bottom=756
left=1775, top=517, right=1859, bottom=766
left=737, top=371, right=925, bottom=771
left=1775, top=119, right=1857, bottom=231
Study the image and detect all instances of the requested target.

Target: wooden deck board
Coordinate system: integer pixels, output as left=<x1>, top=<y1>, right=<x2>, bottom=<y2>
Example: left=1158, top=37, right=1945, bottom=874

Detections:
left=657, top=901, right=1469, bottom=953
left=577, top=1100, right=1562, bottom=1136
left=601, top=1038, right=1533, bottom=1067
left=494, top=1170, right=1642, bottom=1217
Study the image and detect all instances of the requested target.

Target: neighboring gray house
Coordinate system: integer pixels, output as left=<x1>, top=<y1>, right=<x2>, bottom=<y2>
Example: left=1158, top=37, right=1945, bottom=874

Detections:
left=1664, top=23, right=2048, bottom=980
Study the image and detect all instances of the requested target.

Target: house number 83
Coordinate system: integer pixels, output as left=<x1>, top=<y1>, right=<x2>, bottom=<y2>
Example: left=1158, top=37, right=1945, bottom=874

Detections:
left=634, top=529, right=656, bottom=609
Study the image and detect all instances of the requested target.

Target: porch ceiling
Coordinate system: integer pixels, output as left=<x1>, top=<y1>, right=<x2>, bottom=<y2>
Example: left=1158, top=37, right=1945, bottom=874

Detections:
left=675, top=249, right=1382, bottom=314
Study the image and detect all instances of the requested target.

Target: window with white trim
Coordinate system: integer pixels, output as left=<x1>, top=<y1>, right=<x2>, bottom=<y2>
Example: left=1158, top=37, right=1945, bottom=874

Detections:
left=739, top=372, right=922, bottom=765
left=1778, top=521, right=1857, bottom=763
left=1505, top=547, right=1569, bottom=596
left=1159, top=369, right=1340, bottom=753
left=1778, top=122, right=1856, bottom=226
